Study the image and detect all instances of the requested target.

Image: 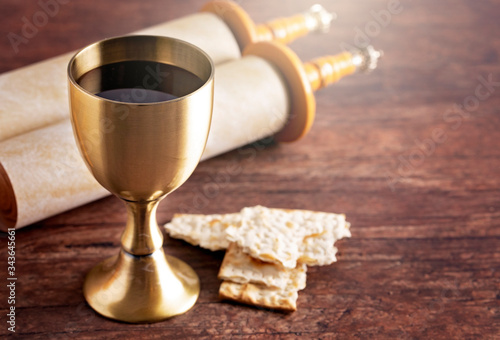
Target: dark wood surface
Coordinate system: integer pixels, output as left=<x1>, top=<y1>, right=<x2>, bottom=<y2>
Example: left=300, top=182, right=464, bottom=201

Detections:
left=1, top=0, right=499, bottom=338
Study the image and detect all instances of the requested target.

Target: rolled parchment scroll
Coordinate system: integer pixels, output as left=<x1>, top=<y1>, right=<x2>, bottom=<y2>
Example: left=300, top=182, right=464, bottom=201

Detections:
left=0, top=43, right=381, bottom=230
left=0, top=2, right=333, bottom=142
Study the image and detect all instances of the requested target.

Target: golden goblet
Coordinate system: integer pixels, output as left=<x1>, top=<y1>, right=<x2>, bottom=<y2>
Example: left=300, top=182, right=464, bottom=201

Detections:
left=67, top=35, right=214, bottom=323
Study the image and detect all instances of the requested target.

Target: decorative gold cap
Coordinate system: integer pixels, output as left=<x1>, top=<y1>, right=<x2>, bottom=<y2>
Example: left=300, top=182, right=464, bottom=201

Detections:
left=303, top=4, right=336, bottom=34
left=351, top=45, right=384, bottom=73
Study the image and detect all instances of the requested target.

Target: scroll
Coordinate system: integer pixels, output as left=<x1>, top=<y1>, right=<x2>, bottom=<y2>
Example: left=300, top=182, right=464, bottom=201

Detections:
left=0, top=42, right=381, bottom=230
left=0, top=1, right=333, bottom=142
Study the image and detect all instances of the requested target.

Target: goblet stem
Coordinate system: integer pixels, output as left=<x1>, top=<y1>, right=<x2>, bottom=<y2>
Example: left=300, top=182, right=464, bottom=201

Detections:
left=121, top=199, right=164, bottom=256
left=82, top=197, right=201, bottom=322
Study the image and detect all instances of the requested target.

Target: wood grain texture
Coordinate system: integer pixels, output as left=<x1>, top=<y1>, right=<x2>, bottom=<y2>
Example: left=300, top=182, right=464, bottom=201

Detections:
left=1, top=0, right=499, bottom=338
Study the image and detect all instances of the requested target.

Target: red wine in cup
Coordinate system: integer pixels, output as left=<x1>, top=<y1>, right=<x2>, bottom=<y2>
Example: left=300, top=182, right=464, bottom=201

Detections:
left=78, top=60, right=203, bottom=103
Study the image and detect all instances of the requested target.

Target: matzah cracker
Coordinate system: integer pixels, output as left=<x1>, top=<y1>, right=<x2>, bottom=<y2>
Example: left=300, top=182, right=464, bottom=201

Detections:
left=298, top=217, right=351, bottom=266
left=164, top=206, right=351, bottom=266
left=225, top=206, right=348, bottom=268
left=218, top=243, right=306, bottom=289
left=219, top=262, right=307, bottom=311
left=164, top=213, right=240, bottom=251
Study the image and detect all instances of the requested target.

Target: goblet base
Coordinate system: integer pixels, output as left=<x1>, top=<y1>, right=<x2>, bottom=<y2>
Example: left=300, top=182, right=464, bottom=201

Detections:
left=83, top=248, right=200, bottom=323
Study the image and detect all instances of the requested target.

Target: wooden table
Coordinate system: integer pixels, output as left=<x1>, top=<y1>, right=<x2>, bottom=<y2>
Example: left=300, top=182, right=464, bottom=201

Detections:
left=1, top=0, right=499, bottom=338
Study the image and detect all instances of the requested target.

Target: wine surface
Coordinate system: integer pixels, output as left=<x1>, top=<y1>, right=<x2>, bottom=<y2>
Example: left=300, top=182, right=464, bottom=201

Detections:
left=97, top=88, right=177, bottom=102
left=78, top=60, right=203, bottom=103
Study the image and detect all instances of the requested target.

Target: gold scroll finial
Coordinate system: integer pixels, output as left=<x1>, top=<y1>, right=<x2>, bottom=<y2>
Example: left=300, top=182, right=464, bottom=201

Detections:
left=255, top=4, right=335, bottom=44
left=202, top=1, right=335, bottom=49
left=304, top=45, right=384, bottom=91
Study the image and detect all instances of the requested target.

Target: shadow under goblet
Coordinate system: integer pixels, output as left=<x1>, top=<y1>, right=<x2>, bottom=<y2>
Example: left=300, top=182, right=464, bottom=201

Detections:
left=67, top=35, right=214, bottom=323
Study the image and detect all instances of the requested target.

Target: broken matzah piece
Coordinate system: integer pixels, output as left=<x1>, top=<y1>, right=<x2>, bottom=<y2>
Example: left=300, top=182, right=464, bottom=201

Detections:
left=298, top=215, right=351, bottom=266
left=225, top=206, right=348, bottom=268
left=218, top=243, right=306, bottom=289
left=164, top=213, right=240, bottom=251
left=219, top=261, right=307, bottom=311
left=164, top=206, right=351, bottom=266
